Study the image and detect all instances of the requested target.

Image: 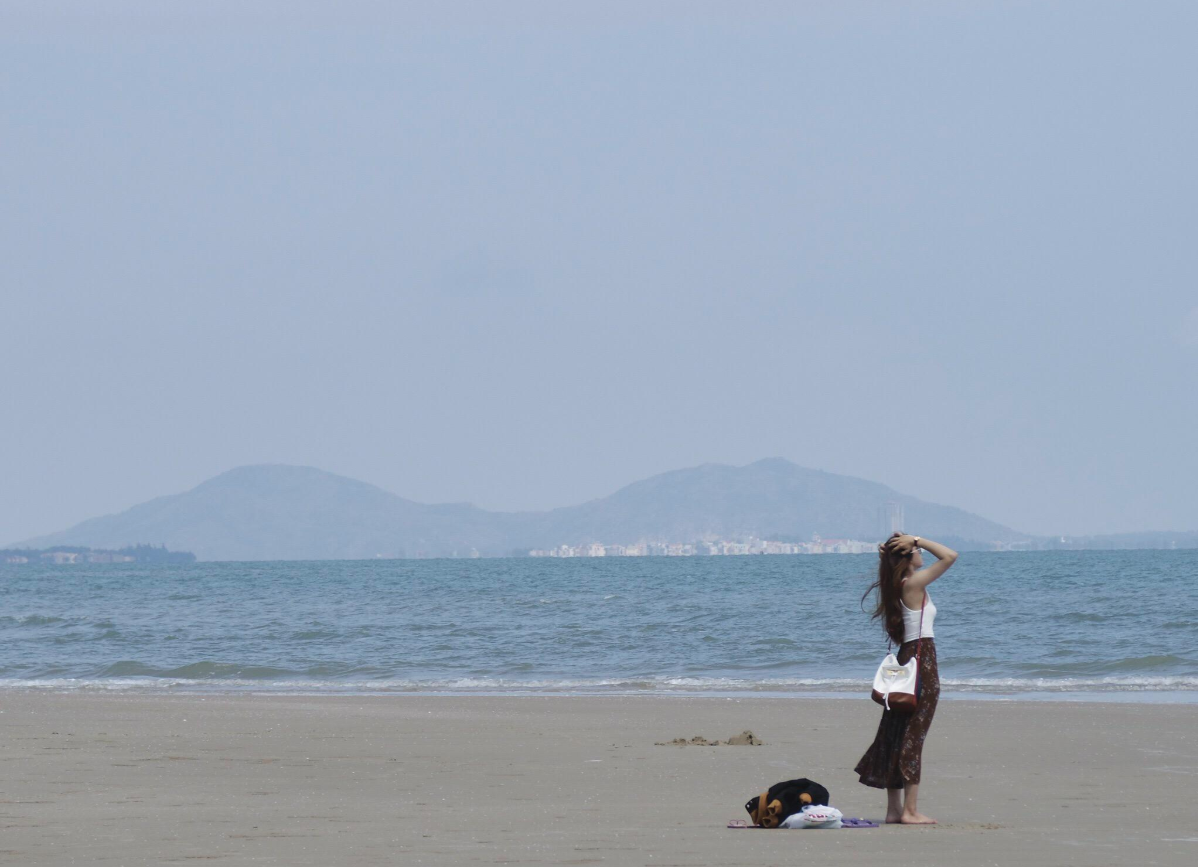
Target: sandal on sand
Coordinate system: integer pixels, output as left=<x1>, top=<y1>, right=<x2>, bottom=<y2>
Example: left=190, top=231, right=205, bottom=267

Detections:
left=840, top=818, right=880, bottom=828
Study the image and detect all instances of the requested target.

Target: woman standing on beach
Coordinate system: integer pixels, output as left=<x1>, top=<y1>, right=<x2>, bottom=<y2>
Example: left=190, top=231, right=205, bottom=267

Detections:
left=855, top=532, right=957, bottom=824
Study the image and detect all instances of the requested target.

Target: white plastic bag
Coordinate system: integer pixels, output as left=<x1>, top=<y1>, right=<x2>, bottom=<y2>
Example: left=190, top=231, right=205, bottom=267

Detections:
left=780, top=805, right=844, bottom=829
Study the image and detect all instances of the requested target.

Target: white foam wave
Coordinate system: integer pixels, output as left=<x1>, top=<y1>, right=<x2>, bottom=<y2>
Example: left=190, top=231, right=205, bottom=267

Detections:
left=1, top=673, right=1196, bottom=696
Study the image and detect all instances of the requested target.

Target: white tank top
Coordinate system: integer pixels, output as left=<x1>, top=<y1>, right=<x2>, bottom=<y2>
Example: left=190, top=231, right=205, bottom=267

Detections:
left=900, top=589, right=936, bottom=643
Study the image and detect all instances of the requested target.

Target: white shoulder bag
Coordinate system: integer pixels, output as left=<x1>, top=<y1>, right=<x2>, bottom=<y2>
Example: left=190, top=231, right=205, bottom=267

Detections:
left=869, top=592, right=924, bottom=714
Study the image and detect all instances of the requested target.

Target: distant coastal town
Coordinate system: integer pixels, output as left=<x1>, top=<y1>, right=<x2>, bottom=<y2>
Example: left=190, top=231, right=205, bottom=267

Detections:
left=0, top=545, right=196, bottom=565
left=529, top=535, right=879, bottom=557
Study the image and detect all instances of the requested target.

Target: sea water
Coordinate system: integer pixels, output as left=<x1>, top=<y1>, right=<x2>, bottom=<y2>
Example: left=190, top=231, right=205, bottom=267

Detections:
left=1, top=550, right=1195, bottom=701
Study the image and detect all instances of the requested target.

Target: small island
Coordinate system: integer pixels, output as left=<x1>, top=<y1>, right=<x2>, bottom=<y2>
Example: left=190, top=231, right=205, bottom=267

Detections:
left=1, top=544, right=196, bottom=565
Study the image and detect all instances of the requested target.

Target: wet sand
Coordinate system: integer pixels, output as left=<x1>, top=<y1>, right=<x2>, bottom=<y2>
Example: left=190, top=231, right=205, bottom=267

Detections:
left=1, top=693, right=1194, bottom=865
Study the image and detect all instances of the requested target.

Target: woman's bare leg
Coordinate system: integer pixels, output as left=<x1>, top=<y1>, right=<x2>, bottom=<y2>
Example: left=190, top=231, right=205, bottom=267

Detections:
left=885, top=788, right=903, bottom=823
left=901, top=782, right=937, bottom=824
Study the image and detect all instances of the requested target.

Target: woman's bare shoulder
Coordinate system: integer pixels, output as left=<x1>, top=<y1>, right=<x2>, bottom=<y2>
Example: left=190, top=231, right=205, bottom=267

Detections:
left=899, top=582, right=925, bottom=609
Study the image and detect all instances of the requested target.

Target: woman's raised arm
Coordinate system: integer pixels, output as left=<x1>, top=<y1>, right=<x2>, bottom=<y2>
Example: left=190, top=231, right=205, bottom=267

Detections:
left=905, top=536, right=957, bottom=590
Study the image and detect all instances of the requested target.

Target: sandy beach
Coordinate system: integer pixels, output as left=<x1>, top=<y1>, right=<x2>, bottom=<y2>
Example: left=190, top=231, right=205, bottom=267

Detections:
left=0, top=693, right=1193, bottom=866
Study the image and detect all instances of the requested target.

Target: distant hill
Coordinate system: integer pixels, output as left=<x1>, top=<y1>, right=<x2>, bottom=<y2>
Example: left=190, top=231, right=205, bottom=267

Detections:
left=520, top=458, right=1023, bottom=550
left=17, top=465, right=514, bottom=562
left=16, top=459, right=1032, bottom=560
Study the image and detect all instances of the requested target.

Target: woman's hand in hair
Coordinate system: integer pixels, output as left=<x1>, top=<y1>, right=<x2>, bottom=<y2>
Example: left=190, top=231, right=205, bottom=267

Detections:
left=882, top=533, right=917, bottom=558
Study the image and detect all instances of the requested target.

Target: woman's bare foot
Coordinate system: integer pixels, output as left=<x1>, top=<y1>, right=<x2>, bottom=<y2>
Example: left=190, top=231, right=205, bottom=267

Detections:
left=900, top=811, right=937, bottom=825
left=885, top=812, right=903, bottom=824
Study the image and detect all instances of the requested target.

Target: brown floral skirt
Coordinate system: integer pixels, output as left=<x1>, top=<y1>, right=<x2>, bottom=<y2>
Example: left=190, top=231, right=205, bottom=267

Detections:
left=855, top=638, right=939, bottom=789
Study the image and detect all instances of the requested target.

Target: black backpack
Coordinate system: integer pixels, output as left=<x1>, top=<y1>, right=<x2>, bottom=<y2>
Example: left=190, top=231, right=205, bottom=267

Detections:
left=744, top=778, right=831, bottom=828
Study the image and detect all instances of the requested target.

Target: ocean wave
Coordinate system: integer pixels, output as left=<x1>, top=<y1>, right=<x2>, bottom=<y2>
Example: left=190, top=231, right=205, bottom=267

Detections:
left=1012, top=655, right=1194, bottom=676
left=1, top=673, right=1196, bottom=696
left=98, top=661, right=300, bottom=679
left=0, top=614, right=72, bottom=627
left=941, top=675, right=1198, bottom=692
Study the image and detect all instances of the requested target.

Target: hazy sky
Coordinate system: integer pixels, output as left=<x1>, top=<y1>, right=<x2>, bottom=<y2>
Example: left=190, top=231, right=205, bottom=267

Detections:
left=3, top=1, right=1196, bottom=542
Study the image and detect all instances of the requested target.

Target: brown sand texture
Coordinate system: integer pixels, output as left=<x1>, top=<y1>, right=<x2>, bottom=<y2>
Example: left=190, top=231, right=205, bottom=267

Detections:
left=0, top=693, right=1194, bottom=866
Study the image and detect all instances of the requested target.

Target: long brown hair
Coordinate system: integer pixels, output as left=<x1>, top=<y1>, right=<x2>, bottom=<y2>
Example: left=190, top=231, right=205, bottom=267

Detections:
left=862, top=532, right=915, bottom=645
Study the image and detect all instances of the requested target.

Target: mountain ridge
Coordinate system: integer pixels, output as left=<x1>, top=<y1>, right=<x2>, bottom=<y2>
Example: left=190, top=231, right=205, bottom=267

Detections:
left=16, top=459, right=1031, bottom=560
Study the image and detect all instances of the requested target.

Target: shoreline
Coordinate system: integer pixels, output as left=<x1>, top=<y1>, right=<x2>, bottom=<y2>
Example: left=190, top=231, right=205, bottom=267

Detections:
left=2, top=682, right=1196, bottom=704
left=2, top=692, right=1195, bottom=865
